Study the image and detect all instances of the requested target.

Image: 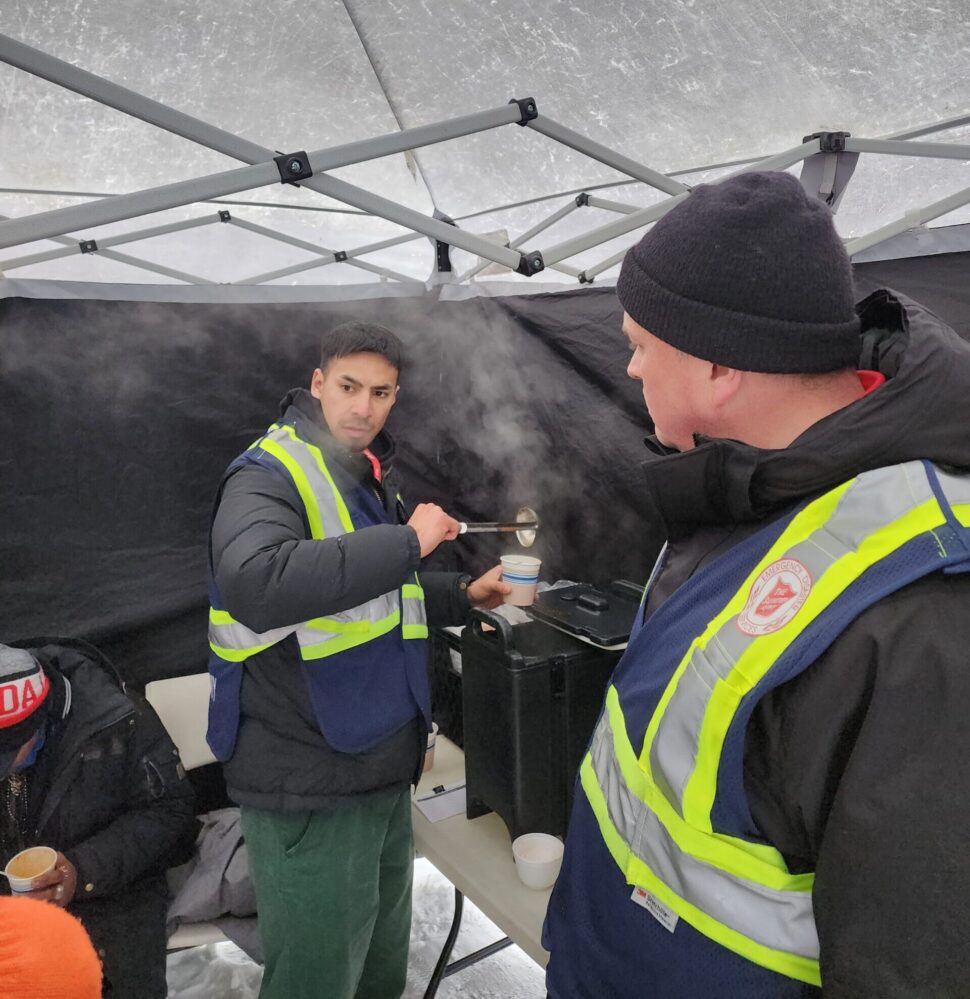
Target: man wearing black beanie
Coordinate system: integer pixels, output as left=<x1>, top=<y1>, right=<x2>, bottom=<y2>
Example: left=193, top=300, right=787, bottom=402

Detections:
left=544, top=172, right=970, bottom=998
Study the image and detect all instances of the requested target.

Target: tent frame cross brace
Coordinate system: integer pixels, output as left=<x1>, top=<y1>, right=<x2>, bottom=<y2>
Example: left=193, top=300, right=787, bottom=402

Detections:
left=1, top=32, right=969, bottom=286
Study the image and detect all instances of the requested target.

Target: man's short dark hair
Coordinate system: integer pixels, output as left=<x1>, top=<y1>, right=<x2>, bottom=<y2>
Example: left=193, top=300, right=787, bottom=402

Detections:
left=320, top=321, right=404, bottom=376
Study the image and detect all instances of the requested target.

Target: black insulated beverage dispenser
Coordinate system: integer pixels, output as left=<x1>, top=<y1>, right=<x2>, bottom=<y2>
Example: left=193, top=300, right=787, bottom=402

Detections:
left=461, top=581, right=641, bottom=842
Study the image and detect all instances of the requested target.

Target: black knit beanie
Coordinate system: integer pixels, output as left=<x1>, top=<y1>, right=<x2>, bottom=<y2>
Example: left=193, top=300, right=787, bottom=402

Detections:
left=616, top=171, right=861, bottom=373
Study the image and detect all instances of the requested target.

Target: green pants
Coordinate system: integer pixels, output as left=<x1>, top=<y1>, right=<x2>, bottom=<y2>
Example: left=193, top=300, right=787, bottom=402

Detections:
left=241, top=789, right=414, bottom=999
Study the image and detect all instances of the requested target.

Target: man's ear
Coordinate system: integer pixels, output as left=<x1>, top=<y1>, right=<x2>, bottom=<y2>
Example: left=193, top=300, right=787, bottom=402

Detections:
left=310, top=367, right=324, bottom=399
left=709, top=363, right=744, bottom=409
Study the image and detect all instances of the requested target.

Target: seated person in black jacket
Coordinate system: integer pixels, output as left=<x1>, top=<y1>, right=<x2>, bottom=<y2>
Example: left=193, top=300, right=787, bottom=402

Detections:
left=0, top=639, right=196, bottom=999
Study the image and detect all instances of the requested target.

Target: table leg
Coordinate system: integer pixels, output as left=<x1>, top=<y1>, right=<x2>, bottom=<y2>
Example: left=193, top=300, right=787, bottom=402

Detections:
left=422, top=888, right=516, bottom=998
left=442, top=935, right=513, bottom=976
left=423, top=887, right=464, bottom=999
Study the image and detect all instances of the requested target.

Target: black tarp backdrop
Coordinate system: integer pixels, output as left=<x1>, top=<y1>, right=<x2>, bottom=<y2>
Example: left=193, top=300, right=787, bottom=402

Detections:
left=1, top=250, right=968, bottom=686
left=0, top=286, right=649, bottom=686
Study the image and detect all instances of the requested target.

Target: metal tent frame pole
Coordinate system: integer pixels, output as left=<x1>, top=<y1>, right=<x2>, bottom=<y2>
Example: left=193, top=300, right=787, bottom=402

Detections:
left=539, top=195, right=687, bottom=268
left=0, top=186, right=371, bottom=217
left=0, top=33, right=711, bottom=280
left=548, top=262, right=583, bottom=278
left=887, top=112, right=970, bottom=141
left=239, top=231, right=425, bottom=285
left=539, top=138, right=822, bottom=274
left=0, top=34, right=522, bottom=176
left=447, top=105, right=970, bottom=237
left=845, top=182, right=970, bottom=257
left=525, top=117, right=689, bottom=197
left=843, top=137, right=970, bottom=160
left=227, top=218, right=423, bottom=285
left=7, top=31, right=967, bottom=288
left=0, top=33, right=536, bottom=271
left=0, top=213, right=221, bottom=271
left=0, top=131, right=526, bottom=272
left=585, top=196, right=641, bottom=215
left=456, top=199, right=581, bottom=282
left=0, top=213, right=213, bottom=284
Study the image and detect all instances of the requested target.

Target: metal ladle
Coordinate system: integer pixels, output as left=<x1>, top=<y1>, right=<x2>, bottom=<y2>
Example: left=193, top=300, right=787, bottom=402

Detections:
left=458, top=506, right=539, bottom=548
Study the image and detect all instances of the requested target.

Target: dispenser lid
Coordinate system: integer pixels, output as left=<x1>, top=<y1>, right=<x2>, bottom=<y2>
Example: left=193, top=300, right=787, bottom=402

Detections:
left=527, top=580, right=643, bottom=648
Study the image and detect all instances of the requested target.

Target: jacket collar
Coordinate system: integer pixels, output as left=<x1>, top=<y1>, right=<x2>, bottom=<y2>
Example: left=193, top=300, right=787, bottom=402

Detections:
left=280, top=388, right=395, bottom=483
left=639, top=290, right=970, bottom=540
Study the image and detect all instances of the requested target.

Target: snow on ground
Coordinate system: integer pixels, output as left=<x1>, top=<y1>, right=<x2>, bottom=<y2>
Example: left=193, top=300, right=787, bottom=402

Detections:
left=167, top=858, right=547, bottom=998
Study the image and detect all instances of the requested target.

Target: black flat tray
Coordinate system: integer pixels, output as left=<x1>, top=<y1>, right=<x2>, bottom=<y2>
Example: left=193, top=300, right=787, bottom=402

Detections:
left=527, top=580, right=643, bottom=647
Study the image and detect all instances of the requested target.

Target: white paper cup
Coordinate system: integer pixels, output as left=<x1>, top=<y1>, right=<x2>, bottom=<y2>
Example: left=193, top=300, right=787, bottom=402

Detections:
left=512, top=833, right=564, bottom=890
left=424, top=722, right=439, bottom=772
left=500, top=555, right=542, bottom=606
left=4, top=846, right=57, bottom=893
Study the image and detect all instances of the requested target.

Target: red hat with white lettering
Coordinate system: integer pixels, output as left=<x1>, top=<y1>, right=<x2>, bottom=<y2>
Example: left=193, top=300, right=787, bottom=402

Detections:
left=0, top=646, right=51, bottom=763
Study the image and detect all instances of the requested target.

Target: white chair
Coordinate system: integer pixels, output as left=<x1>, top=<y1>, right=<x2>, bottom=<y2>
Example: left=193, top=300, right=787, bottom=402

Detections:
left=144, top=672, right=227, bottom=950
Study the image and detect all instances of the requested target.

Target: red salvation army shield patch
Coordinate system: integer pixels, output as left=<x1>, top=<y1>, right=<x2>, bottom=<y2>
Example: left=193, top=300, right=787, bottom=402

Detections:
left=736, top=558, right=812, bottom=636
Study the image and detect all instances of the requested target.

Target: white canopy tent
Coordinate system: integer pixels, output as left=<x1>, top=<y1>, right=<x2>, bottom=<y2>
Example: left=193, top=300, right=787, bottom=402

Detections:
left=1, top=0, right=969, bottom=289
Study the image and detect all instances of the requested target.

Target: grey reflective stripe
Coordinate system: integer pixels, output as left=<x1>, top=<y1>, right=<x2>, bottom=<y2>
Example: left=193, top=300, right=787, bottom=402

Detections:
left=210, top=590, right=399, bottom=656
left=650, top=461, right=936, bottom=814
left=402, top=591, right=428, bottom=629
left=209, top=423, right=409, bottom=660
left=590, top=712, right=819, bottom=959
left=935, top=466, right=970, bottom=508
left=209, top=617, right=297, bottom=652
left=258, top=425, right=348, bottom=538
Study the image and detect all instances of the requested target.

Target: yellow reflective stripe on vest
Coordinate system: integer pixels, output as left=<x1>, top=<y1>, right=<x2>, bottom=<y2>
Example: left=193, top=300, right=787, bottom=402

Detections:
left=582, top=461, right=970, bottom=985
left=582, top=699, right=821, bottom=985
left=209, top=598, right=405, bottom=661
left=255, top=424, right=353, bottom=539
left=278, top=423, right=355, bottom=534
left=208, top=608, right=298, bottom=661
left=644, top=462, right=948, bottom=834
left=260, top=437, right=327, bottom=540
left=299, top=608, right=402, bottom=659
left=401, top=578, right=429, bottom=639
left=211, top=423, right=430, bottom=662
left=247, top=422, right=280, bottom=451
left=604, top=686, right=810, bottom=890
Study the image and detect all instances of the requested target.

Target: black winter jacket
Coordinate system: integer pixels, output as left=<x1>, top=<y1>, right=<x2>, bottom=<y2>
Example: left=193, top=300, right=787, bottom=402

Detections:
left=0, top=638, right=196, bottom=999
left=640, top=292, right=970, bottom=998
left=210, top=389, right=473, bottom=810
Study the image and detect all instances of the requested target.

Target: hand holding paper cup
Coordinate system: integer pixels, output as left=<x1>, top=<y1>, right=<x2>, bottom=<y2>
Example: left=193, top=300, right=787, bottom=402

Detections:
left=500, top=555, right=541, bottom=606
left=3, top=846, right=57, bottom=893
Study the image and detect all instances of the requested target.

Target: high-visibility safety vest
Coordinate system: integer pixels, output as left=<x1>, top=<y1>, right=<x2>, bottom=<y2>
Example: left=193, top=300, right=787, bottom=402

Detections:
left=544, top=460, right=970, bottom=998
left=205, top=419, right=430, bottom=760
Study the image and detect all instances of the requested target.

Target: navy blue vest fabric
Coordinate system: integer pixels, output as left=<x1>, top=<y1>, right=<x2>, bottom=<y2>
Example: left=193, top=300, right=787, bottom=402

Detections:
left=206, top=420, right=430, bottom=760
left=544, top=473, right=970, bottom=998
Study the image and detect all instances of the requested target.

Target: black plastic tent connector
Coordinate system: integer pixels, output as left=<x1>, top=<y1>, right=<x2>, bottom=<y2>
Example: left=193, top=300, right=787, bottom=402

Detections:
left=433, top=211, right=458, bottom=272
left=509, top=97, right=538, bottom=126
left=274, top=151, right=313, bottom=185
left=334, top=250, right=348, bottom=262
left=575, top=192, right=590, bottom=207
left=516, top=250, right=545, bottom=276
left=218, top=210, right=232, bottom=222
left=79, top=239, right=98, bottom=254
left=435, top=240, right=452, bottom=272
left=803, top=131, right=851, bottom=153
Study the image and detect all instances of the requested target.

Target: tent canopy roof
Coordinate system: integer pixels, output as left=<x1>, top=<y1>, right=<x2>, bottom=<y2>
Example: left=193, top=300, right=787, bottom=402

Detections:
left=1, top=0, right=969, bottom=286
